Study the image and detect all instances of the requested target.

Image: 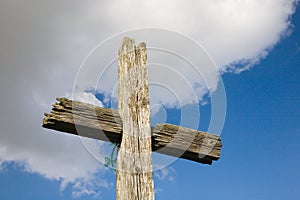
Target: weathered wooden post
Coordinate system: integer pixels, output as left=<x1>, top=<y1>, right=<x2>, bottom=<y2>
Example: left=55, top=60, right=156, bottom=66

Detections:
left=42, top=37, right=222, bottom=200
left=116, top=38, right=154, bottom=200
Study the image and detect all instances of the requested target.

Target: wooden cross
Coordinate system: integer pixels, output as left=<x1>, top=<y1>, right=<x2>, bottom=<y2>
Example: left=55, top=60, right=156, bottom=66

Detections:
left=42, top=37, right=222, bottom=200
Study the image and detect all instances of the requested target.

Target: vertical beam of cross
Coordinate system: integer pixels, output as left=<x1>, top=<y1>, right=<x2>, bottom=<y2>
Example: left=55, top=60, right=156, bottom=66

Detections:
left=116, top=38, right=154, bottom=200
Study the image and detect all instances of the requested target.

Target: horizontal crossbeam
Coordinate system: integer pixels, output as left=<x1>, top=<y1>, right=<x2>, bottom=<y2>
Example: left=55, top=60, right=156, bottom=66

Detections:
left=42, top=98, right=222, bottom=165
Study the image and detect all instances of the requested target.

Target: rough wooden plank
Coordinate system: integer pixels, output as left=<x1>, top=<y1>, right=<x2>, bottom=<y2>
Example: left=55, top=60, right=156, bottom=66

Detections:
left=116, top=38, right=154, bottom=200
left=42, top=97, right=222, bottom=165
left=43, top=97, right=123, bottom=143
left=153, top=124, right=221, bottom=164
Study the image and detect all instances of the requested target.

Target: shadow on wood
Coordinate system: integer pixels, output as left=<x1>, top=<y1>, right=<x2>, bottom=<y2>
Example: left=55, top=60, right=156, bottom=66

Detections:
left=43, top=97, right=222, bottom=165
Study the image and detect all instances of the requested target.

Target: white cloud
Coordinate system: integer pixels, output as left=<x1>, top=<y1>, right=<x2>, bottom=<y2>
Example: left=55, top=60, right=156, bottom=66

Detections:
left=154, top=166, right=176, bottom=182
left=105, top=0, right=297, bottom=71
left=0, top=0, right=298, bottom=197
left=71, top=174, right=112, bottom=199
left=0, top=160, right=3, bottom=171
left=66, top=0, right=298, bottom=109
left=68, top=92, right=104, bottom=107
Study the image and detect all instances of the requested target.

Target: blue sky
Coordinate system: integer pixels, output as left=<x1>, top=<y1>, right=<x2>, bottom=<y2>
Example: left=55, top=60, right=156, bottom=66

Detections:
left=0, top=1, right=300, bottom=200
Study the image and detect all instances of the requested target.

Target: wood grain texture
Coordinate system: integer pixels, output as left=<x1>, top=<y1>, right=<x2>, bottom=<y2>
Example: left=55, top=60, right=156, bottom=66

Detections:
left=42, top=98, right=222, bottom=164
left=116, top=38, right=154, bottom=200
left=43, top=97, right=222, bottom=165
left=41, top=37, right=223, bottom=200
